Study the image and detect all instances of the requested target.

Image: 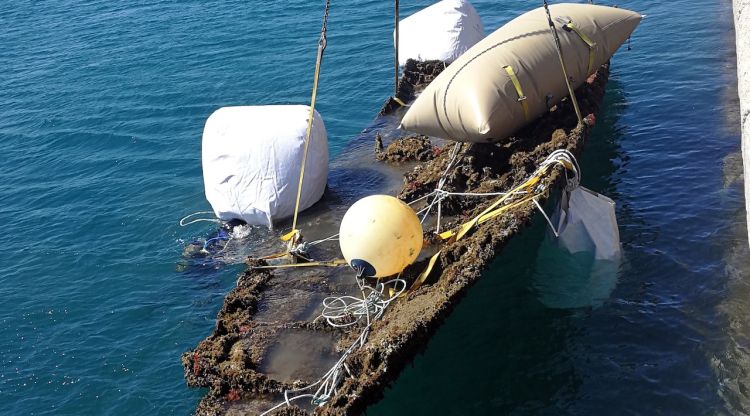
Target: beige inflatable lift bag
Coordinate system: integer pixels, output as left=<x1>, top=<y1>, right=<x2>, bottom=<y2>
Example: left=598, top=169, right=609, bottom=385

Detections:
left=400, top=3, right=641, bottom=143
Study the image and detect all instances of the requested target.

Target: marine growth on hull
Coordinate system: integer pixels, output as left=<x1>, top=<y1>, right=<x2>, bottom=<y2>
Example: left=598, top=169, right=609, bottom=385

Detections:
left=179, top=1, right=640, bottom=414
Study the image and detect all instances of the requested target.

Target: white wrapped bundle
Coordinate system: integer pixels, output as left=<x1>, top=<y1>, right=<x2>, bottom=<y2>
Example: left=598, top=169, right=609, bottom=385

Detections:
left=396, top=0, right=484, bottom=66
left=202, top=105, right=328, bottom=227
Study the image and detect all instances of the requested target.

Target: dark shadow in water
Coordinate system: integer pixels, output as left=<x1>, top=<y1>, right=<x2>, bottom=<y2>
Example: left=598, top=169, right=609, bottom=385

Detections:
left=368, top=74, right=736, bottom=414
left=366, top=77, right=630, bottom=416
left=532, top=240, right=621, bottom=310
left=714, top=6, right=750, bottom=412
left=529, top=88, right=631, bottom=310
left=367, top=218, right=589, bottom=415
left=368, top=44, right=750, bottom=410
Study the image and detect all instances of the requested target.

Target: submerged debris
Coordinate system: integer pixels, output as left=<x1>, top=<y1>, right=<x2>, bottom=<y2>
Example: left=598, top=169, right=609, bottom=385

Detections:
left=182, top=63, right=610, bottom=415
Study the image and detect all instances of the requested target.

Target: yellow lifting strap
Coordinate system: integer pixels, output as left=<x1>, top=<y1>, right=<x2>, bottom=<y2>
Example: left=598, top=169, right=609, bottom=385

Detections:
left=392, top=96, right=407, bottom=107
left=407, top=195, right=537, bottom=294
left=563, top=20, right=597, bottom=75
left=503, top=65, right=530, bottom=120
left=405, top=155, right=582, bottom=295
left=407, top=250, right=442, bottom=293
left=394, top=0, right=400, bottom=96
left=285, top=0, right=331, bottom=244
left=259, top=251, right=293, bottom=261
left=438, top=170, right=547, bottom=241
left=250, top=259, right=348, bottom=270
left=544, top=1, right=583, bottom=125
left=407, top=167, right=552, bottom=294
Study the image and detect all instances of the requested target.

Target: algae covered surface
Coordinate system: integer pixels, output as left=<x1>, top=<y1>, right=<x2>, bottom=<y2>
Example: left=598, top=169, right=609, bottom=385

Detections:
left=181, top=63, right=610, bottom=415
left=3, top=1, right=748, bottom=415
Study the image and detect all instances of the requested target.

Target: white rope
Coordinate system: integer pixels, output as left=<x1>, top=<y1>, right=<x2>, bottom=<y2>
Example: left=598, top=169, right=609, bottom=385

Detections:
left=413, top=149, right=582, bottom=237
left=307, top=233, right=340, bottom=247
left=532, top=149, right=582, bottom=236
left=537, top=149, right=580, bottom=191
left=405, top=190, right=436, bottom=206
left=300, top=189, right=447, bottom=250
left=435, top=144, right=463, bottom=232
left=420, top=190, right=446, bottom=224
left=319, top=276, right=406, bottom=328
left=179, top=211, right=220, bottom=226
left=533, top=197, right=560, bottom=238
left=261, top=274, right=406, bottom=414
left=414, top=144, right=465, bottom=229
left=437, top=190, right=513, bottom=197
left=201, top=235, right=233, bottom=255
left=260, top=149, right=584, bottom=414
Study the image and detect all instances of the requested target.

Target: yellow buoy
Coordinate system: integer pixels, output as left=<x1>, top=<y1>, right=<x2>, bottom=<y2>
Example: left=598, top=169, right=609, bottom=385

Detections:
left=339, top=195, right=423, bottom=277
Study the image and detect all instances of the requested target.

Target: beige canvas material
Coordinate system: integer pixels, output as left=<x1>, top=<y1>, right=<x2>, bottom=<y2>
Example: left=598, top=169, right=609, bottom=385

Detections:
left=400, top=3, right=641, bottom=143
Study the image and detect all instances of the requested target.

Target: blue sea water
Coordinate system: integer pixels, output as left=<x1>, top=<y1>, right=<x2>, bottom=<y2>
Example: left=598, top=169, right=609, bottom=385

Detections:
left=0, top=0, right=747, bottom=415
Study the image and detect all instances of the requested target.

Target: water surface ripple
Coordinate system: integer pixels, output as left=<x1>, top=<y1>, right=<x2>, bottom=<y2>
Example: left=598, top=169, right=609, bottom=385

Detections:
left=0, top=0, right=747, bottom=415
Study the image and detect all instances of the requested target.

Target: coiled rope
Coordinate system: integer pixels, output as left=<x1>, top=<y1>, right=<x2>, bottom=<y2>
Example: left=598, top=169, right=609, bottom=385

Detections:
left=258, top=147, right=583, bottom=413
left=261, top=272, right=407, bottom=414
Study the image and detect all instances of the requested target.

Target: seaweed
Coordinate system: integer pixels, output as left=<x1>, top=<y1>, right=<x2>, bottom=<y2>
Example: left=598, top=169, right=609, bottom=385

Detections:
left=182, top=61, right=610, bottom=415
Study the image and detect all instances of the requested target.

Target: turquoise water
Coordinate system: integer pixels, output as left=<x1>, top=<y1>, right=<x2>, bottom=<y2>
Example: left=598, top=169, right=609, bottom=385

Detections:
left=1, top=1, right=747, bottom=415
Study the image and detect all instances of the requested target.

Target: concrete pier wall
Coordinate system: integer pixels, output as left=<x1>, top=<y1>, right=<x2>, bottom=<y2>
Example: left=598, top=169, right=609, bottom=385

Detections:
left=735, top=0, right=750, bottom=244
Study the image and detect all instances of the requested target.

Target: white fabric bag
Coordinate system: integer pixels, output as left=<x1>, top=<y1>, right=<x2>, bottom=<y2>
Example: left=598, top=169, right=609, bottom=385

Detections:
left=202, top=105, right=328, bottom=228
left=552, top=186, right=621, bottom=260
left=396, top=0, right=484, bottom=66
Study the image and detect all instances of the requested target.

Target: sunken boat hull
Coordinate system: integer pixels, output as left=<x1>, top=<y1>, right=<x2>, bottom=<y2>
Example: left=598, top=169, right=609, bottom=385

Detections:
left=181, top=60, right=610, bottom=415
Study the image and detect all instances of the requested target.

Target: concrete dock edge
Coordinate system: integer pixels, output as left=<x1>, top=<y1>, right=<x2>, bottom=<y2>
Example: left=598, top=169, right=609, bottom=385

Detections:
left=735, top=0, right=750, bottom=245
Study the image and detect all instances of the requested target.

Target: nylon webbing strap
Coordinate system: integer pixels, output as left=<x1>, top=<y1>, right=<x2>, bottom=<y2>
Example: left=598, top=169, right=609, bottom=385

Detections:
left=564, top=21, right=596, bottom=75
left=408, top=191, right=537, bottom=295
left=408, top=169, right=551, bottom=295
left=285, top=0, right=331, bottom=244
left=250, top=259, right=348, bottom=270
left=407, top=250, right=441, bottom=293
left=543, top=0, right=583, bottom=126
left=393, top=96, right=407, bottom=107
left=406, top=155, right=580, bottom=295
left=443, top=167, right=548, bottom=242
left=503, top=65, right=530, bottom=120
